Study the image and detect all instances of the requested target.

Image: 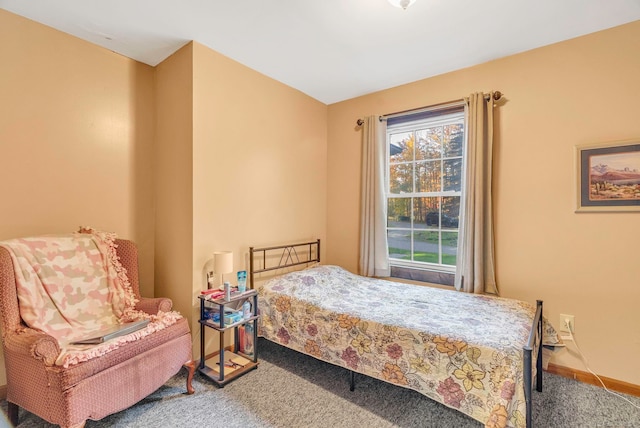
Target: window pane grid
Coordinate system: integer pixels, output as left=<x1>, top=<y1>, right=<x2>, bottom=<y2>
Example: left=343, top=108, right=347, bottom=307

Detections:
left=386, top=111, right=464, bottom=272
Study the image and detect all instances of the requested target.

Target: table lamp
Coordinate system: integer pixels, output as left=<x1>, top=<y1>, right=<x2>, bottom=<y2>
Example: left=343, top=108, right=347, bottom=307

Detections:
left=212, top=251, right=233, bottom=289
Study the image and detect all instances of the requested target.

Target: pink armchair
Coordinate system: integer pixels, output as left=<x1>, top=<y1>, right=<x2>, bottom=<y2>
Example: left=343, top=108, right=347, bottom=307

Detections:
left=0, top=239, right=195, bottom=428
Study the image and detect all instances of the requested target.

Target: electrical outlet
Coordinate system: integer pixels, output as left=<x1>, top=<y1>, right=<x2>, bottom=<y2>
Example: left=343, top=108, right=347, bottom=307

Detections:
left=559, top=314, right=575, bottom=333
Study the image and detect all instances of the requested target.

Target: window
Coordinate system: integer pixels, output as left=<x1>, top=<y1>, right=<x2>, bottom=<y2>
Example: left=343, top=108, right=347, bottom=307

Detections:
left=386, top=106, right=465, bottom=282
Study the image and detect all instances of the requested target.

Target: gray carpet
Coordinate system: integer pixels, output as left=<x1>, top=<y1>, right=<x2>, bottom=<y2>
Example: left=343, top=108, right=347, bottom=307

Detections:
left=3, top=338, right=640, bottom=427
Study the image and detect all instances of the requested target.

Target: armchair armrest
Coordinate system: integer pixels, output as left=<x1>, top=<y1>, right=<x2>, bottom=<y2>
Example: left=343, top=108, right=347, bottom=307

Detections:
left=136, top=297, right=173, bottom=314
left=4, top=328, right=60, bottom=366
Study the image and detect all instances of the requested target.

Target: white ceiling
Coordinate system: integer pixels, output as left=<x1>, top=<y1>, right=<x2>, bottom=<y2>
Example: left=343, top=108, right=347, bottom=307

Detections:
left=2, top=0, right=640, bottom=104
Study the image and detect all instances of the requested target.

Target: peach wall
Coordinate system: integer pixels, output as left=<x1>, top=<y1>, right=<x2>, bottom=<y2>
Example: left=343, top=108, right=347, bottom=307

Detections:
left=191, top=42, right=327, bottom=353
left=327, top=21, right=640, bottom=384
left=154, top=43, right=194, bottom=330
left=0, top=10, right=156, bottom=385
left=152, top=41, right=327, bottom=357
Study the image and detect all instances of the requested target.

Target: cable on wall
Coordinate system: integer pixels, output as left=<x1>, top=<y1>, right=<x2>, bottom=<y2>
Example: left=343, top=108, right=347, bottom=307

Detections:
left=563, top=319, right=640, bottom=411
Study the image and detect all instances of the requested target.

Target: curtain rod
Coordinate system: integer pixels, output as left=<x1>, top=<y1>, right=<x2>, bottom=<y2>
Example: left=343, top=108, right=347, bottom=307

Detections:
left=356, top=91, right=502, bottom=127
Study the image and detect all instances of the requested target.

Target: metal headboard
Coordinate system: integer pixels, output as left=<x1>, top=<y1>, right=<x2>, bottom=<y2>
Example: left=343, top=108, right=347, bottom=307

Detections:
left=249, top=239, right=320, bottom=289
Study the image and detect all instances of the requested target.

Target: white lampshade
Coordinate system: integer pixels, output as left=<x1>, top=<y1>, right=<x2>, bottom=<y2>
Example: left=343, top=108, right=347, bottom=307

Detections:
left=213, top=251, right=234, bottom=276
left=388, top=0, right=416, bottom=9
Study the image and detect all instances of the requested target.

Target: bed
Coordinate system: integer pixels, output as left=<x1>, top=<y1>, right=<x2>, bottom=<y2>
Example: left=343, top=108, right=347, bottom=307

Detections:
left=250, top=240, right=556, bottom=428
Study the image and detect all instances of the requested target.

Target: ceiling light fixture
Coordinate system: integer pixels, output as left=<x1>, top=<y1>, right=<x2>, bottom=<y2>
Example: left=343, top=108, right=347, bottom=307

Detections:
left=388, top=0, right=416, bottom=10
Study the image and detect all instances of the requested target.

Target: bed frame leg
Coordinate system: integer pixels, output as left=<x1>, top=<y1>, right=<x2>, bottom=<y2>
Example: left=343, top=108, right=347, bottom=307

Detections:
left=524, top=300, right=544, bottom=428
left=536, top=300, right=543, bottom=393
left=524, top=347, right=532, bottom=428
left=350, top=370, right=355, bottom=391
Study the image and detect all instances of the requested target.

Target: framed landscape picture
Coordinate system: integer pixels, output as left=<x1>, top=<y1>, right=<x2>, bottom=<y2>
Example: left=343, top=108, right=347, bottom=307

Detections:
left=575, top=139, right=640, bottom=212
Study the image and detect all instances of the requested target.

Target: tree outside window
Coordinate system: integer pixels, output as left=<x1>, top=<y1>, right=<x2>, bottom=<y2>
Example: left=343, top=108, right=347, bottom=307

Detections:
left=387, top=112, right=464, bottom=271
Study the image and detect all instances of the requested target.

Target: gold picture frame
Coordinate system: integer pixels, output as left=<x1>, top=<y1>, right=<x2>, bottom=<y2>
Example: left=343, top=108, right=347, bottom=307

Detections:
left=575, top=139, right=640, bottom=212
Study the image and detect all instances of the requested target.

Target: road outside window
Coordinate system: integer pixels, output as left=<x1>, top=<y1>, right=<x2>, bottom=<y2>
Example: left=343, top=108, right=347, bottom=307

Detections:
left=386, top=110, right=465, bottom=276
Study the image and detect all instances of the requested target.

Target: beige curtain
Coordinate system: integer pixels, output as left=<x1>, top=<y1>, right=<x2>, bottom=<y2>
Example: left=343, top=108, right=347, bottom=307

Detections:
left=359, top=115, right=390, bottom=277
left=455, top=93, right=499, bottom=294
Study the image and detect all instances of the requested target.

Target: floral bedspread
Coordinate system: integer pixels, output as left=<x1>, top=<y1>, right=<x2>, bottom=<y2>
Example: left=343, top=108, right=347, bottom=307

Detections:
left=258, top=265, right=558, bottom=428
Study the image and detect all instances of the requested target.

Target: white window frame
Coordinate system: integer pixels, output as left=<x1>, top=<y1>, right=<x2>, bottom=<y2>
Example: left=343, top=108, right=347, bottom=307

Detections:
left=386, top=110, right=465, bottom=275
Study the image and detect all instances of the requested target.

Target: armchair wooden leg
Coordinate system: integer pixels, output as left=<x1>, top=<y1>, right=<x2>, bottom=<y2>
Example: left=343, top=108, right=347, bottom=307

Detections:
left=184, top=360, right=196, bottom=395
left=7, top=401, right=18, bottom=426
